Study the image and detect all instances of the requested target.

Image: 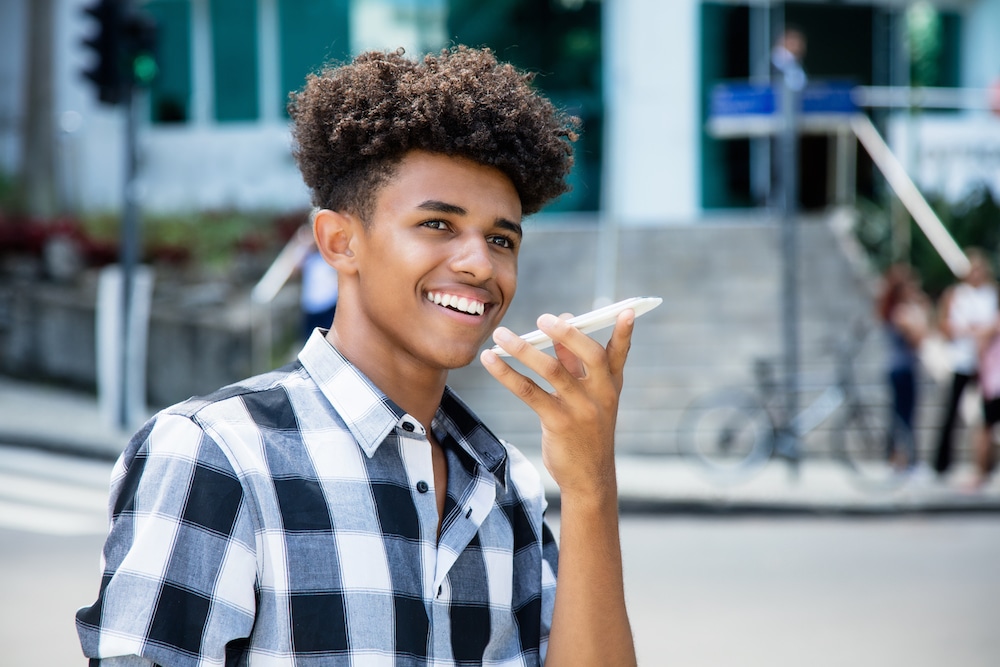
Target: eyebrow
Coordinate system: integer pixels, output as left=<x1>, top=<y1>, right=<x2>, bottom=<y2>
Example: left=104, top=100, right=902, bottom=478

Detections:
left=416, top=199, right=523, bottom=239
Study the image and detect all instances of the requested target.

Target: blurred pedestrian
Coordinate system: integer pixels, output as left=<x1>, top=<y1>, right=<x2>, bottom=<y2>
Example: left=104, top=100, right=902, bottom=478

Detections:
left=769, top=27, right=807, bottom=210
left=771, top=27, right=807, bottom=92
left=989, top=70, right=1000, bottom=116
left=300, top=244, right=338, bottom=341
left=877, top=263, right=931, bottom=468
left=970, top=302, right=1000, bottom=488
left=933, top=249, right=999, bottom=476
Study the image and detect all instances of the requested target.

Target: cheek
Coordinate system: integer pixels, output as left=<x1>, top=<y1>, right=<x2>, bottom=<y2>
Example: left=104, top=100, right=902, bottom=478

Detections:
left=498, top=258, right=518, bottom=301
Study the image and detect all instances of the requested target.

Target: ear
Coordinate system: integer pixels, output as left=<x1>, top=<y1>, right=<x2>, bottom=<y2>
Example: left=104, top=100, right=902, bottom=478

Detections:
left=313, top=209, right=360, bottom=274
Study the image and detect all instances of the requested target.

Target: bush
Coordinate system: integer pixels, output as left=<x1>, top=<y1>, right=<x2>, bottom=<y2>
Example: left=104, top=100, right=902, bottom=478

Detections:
left=853, top=184, right=1000, bottom=298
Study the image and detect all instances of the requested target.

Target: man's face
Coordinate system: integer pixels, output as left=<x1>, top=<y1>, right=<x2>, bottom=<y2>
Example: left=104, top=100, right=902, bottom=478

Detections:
left=348, top=150, right=522, bottom=371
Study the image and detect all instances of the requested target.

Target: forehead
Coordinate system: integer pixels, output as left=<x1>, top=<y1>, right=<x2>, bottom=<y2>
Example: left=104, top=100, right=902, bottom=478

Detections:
left=372, top=150, right=522, bottom=221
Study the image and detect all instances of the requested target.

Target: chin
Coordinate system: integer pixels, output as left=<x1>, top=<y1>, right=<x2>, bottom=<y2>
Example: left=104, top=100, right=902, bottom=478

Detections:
left=441, top=350, right=480, bottom=370
left=429, top=341, right=483, bottom=370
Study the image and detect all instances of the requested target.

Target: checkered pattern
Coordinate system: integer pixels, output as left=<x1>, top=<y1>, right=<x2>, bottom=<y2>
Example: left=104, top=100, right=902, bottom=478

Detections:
left=77, top=330, right=558, bottom=666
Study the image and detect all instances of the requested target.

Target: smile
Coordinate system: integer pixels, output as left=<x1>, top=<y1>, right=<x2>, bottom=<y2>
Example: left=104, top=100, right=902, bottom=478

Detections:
left=426, top=291, right=486, bottom=316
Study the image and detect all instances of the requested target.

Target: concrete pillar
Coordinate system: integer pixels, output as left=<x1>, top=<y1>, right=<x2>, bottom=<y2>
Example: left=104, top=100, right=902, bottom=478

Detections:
left=603, top=0, right=700, bottom=225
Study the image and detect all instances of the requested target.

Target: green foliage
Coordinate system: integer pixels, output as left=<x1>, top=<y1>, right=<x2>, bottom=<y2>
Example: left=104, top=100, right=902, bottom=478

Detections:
left=80, top=209, right=299, bottom=272
left=916, top=187, right=1000, bottom=296
left=853, top=185, right=1000, bottom=298
left=906, top=2, right=942, bottom=87
left=0, top=171, right=24, bottom=212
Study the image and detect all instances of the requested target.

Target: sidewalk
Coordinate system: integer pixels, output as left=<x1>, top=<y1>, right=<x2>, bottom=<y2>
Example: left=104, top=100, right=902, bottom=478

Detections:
left=3, top=375, right=1000, bottom=515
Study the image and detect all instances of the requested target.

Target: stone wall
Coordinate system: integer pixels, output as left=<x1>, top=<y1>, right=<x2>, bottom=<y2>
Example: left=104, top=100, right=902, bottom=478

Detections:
left=0, top=270, right=300, bottom=408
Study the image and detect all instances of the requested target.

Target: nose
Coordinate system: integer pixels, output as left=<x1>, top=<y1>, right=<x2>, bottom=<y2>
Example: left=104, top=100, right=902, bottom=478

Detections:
left=449, top=232, right=494, bottom=280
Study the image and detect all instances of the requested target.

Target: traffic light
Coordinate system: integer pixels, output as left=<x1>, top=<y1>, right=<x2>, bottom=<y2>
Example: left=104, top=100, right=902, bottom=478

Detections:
left=124, top=11, right=159, bottom=87
left=81, top=0, right=159, bottom=105
left=81, top=0, right=125, bottom=104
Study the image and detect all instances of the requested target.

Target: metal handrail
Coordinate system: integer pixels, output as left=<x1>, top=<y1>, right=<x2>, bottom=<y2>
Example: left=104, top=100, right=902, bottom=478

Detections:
left=852, top=85, right=997, bottom=112
left=249, top=219, right=315, bottom=372
left=849, top=114, right=971, bottom=279
left=251, top=223, right=314, bottom=305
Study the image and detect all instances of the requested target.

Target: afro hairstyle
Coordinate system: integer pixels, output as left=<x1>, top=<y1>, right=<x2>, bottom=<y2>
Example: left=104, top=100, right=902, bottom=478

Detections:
left=288, top=46, right=579, bottom=220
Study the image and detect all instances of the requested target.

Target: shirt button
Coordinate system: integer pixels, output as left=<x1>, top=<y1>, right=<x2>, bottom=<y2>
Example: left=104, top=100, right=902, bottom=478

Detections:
left=401, top=421, right=415, bottom=432
left=416, top=480, right=429, bottom=493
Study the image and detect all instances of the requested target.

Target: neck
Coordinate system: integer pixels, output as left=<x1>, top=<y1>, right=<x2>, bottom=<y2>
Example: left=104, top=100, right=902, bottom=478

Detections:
left=324, top=324, right=448, bottom=429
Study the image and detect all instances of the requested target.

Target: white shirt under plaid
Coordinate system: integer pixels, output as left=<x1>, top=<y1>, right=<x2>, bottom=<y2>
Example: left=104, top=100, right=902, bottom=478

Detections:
left=76, top=330, right=558, bottom=666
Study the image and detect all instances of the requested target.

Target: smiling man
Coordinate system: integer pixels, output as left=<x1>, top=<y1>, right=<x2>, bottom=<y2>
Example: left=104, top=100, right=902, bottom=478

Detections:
left=77, top=47, right=637, bottom=666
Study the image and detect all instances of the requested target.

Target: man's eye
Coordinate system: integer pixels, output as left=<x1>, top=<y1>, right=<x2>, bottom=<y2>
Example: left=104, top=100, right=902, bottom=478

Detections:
left=422, top=220, right=448, bottom=230
left=488, top=235, right=515, bottom=249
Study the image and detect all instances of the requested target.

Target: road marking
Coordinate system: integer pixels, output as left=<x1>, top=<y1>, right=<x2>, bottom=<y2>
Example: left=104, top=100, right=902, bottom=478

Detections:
left=0, top=499, right=108, bottom=536
left=0, top=446, right=112, bottom=536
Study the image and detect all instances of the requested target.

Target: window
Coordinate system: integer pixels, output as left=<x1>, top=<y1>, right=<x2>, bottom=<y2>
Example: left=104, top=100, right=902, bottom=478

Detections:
left=210, top=0, right=259, bottom=122
left=146, top=0, right=192, bottom=123
left=278, top=0, right=351, bottom=115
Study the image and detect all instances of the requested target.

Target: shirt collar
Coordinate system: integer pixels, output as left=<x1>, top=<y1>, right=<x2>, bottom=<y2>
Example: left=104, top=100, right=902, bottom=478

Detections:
left=298, top=330, right=508, bottom=484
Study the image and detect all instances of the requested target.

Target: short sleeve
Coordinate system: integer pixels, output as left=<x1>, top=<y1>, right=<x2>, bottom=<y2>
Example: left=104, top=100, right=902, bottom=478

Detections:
left=76, top=413, right=258, bottom=666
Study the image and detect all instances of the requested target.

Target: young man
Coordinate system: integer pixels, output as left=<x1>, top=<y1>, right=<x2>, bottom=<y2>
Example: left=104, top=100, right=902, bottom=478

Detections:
left=77, top=46, right=637, bottom=666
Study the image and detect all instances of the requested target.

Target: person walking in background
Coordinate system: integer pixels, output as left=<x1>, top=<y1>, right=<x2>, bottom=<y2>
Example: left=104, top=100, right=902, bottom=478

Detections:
left=300, top=244, right=339, bottom=340
left=768, top=27, right=808, bottom=210
left=770, top=27, right=807, bottom=91
left=877, top=264, right=931, bottom=469
left=971, top=300, right=1000, bottom=489
left=933, top=249, right=999, bottom=477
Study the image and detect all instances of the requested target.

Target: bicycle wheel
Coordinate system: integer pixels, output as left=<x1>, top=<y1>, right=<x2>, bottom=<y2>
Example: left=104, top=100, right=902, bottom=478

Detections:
left=834, top=405, right=915, bottom=492
left=676, top=388, right=775, bottom=482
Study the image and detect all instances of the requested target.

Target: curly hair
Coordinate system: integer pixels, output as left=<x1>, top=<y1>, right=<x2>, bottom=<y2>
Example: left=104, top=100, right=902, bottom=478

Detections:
left=288, top=46, right=579, bottom=219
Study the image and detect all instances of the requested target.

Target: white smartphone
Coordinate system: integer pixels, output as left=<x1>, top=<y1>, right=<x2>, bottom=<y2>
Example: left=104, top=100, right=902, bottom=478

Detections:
left=490, top=296, right=662, bottom=357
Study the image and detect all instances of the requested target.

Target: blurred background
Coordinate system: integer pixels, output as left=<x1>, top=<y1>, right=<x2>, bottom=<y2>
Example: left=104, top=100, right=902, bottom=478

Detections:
left=1, top=0, right=1000, bottom=665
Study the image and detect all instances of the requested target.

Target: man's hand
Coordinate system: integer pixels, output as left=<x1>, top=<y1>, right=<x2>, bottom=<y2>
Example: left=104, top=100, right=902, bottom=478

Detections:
left=480, top=309, right=638, bottom=666
left=480, top=309, right=634, bottom=495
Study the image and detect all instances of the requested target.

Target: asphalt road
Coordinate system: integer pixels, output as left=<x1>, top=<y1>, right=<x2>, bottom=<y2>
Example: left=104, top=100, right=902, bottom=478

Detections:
left=3, top=445, right=999, bottom=666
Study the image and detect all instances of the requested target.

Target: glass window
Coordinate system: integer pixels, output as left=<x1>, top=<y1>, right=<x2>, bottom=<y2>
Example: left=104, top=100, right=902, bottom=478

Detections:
left=447, top=0, right=603, bottom=213
left=145, top=0, right=192, bottom=123
left=278, top=0, right=351, bottom=116
left=210, top=0, right=259, bottom=122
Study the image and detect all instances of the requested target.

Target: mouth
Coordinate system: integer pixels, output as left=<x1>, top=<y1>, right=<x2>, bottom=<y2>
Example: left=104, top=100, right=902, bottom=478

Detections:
left=425, top=291, right=487, bottom=316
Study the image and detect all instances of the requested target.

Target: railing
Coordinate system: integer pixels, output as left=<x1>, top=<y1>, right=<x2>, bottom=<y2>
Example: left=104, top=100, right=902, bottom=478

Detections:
left=707, top=82, right=982, bottom=279
left=249, top=221, right=314, bottom=372
left=853, top=85, right=998, bottom=112
left=848, top=114, right=971, bottom=278
left=848, top=84, right=995, bottom=278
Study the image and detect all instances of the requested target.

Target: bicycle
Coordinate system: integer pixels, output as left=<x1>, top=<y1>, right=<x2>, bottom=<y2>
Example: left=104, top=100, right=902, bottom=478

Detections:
left=675, top=322, right=918, bottom=492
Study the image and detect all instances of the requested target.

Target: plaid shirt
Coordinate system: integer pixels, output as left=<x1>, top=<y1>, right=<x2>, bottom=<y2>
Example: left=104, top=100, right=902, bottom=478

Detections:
left=77, top=330, right=558, bottom=666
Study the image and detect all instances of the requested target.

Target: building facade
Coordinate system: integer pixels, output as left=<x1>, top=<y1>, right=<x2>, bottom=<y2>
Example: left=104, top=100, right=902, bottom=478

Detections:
left=2, top=0, right=998, bottom=224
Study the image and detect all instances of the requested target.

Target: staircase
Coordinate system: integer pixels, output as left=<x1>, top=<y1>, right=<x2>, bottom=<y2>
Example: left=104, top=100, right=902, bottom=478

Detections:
left=447, top=211, right=951, bottom=460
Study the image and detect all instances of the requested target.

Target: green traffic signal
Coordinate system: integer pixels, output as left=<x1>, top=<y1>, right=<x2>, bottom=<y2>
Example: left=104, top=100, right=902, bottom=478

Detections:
left=133, top=53, right=158, bottom=85
left=80, top=0, right=159, bottom=104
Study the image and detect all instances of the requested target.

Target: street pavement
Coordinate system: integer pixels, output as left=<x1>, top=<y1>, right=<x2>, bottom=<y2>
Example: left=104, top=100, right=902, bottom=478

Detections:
left=2, top=374, right=1000, bottom=515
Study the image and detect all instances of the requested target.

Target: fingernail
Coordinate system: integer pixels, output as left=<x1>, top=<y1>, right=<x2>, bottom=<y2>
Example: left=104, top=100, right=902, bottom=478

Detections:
left=538, top=314, right=558, bottom=328
left=481, top=349, right=498, bottom=365
left=493, top=327, right=514, bottom=343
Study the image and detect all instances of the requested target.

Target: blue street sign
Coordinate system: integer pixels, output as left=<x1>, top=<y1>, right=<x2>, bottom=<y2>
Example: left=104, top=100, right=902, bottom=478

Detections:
left=710, top=80, right=858, bottom=118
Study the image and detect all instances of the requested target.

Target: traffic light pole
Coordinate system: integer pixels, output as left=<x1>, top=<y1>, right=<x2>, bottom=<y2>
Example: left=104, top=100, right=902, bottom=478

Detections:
left=778, top=62, right=802, bottom=468
left=118, top=85, right=140, bottom=428
left=84, top=0, right=157, bottom=429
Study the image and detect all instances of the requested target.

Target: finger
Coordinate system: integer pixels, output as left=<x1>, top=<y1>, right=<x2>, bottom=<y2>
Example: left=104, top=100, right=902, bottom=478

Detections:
left=536, top=313, right=610, bottom=380
left=493, top=322, right=584, bottom=401
left=606, top=309, right=635, bottom=384
left=553, top=312, right=585, bottom=378
left=480, top=347, right=557, bottom=413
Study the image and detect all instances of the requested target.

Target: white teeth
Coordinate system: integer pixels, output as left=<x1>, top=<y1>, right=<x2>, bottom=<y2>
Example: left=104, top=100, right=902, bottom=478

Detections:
left=426, top=292, right=485, bottom=316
